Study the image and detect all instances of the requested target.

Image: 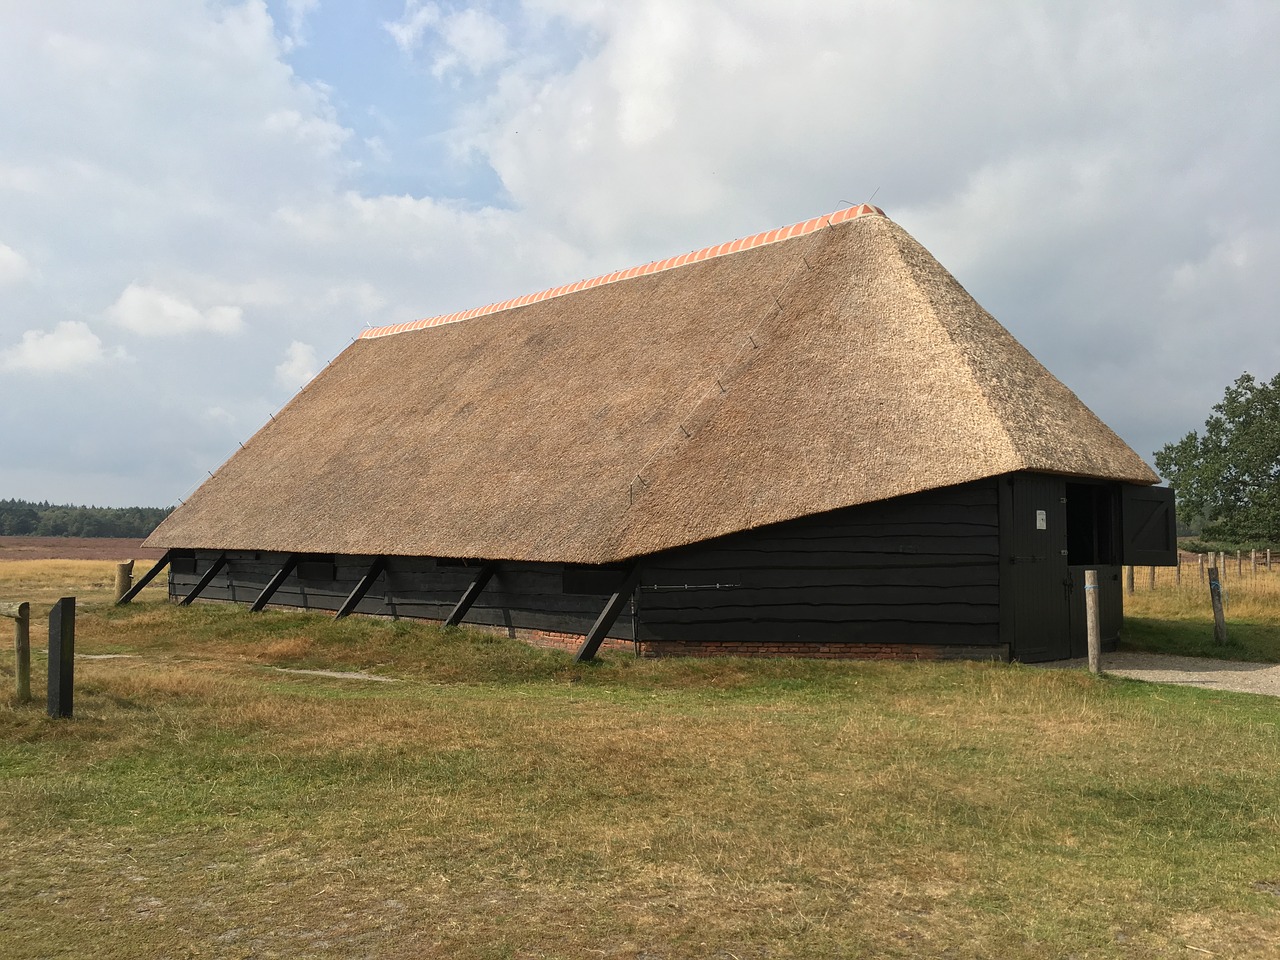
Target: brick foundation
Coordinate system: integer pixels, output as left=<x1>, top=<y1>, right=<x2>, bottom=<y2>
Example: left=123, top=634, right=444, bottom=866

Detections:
left=467, top=624, right=1008, bottom=661
left=510, top=630, right=1008, bottom=662
left=635, top=640, right=1009, bottom=661
left=516, top=628, right=635, bottom=655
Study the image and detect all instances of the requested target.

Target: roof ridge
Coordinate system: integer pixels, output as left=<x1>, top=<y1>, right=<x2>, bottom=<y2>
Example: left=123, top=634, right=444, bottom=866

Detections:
left=359, top=203, right=886, bottom=340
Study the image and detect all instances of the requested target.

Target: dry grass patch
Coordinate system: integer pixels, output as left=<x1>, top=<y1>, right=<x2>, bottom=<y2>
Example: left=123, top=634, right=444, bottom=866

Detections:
left=2, top=571, right=1280, bottom=957
left=0, top=558, right=167, bottom=611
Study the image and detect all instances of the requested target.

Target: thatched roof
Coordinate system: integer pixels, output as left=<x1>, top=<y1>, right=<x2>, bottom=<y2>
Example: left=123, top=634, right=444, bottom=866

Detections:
left=148, top=205, right=1158, bottom=563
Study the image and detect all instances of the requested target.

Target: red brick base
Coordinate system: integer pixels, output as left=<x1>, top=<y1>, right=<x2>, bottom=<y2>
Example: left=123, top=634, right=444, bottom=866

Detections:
left=634, top=640, right=1008, bottom=661
left=437, top=618, right=1006, bottom=662
left=517, top=628, right=634, bottom=655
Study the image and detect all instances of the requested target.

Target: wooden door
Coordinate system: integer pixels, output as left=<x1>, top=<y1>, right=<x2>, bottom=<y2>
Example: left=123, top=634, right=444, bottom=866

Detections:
left=1001, top=474, right=1071, bottom=662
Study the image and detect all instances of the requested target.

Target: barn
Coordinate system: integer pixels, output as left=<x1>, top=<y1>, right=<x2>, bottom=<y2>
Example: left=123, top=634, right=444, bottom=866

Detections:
left=137, top=203, right=1177, bottom=663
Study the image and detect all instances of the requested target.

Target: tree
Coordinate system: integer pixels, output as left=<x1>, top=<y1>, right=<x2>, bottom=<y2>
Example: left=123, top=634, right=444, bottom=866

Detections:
left=1154, top=371, right=1280, bottom=543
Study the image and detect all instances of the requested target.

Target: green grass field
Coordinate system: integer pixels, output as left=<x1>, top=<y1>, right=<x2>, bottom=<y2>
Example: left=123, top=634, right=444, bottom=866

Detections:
left=1, top=560, right=1278, bottom=958
left=1123, top=556, right=1280, bottom=662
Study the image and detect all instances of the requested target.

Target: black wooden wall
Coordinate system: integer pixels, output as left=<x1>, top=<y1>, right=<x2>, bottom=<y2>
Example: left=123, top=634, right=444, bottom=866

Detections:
left=635, top=479, right=1004, bottom=651
left=166, top=475, right=1154, bottom=661
left=168, top=554, right=635, bottom=640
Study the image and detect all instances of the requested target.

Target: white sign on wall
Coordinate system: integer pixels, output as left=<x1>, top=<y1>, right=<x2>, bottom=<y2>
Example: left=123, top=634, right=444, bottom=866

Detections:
left=1035, top=509, right=1047, bottom=530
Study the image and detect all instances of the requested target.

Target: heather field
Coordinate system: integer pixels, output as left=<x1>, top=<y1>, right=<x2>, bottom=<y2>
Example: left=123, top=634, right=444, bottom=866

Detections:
left=0, top=559, right=1278, bottom=959
left=0, top=536, right=165, bottom=562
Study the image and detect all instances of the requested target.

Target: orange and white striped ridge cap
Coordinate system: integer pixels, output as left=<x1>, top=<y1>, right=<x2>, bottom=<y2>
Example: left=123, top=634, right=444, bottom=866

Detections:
left=360, top=203, right=885, bottom=340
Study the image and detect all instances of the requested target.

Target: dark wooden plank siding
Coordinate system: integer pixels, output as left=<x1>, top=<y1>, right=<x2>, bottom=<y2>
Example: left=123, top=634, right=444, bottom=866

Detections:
left=167, top=479, right=1002, bottom=652
left=169, top=553, right=634, bottom=640
left=637, top=480, right=1002, bottom=647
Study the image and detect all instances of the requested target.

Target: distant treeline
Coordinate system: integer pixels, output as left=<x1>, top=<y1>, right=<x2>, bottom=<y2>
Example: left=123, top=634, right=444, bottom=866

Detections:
left=0, top=499, right=172, bottom=538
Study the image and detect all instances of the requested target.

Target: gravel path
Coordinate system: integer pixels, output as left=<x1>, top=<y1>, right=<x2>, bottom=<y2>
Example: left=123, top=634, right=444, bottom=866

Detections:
left=1039, top=651, right=1280, bottom=698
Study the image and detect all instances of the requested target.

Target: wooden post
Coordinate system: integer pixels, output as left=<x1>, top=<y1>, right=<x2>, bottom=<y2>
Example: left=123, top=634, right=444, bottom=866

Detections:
left=1175, top=553, right=1182, bottom=586
left=2, top=602, right=31, bottom=704
left=1268, top=548, right=1273, bottom=572
left=1251, top=549, right=1257, bottom=575
left=117, top=550, right=172, bottom=605
left=1199, top=553, right=1205, bottom=582
left=1236, top=550, right=1243, bottom=577
left=1208, top=567, right=1227, bottom=645
left=1124, top=565, right=1134, bottom=595
left=1148, top=565, right=1156, bottom=590
left=1085, top=569, right=1101, bottom=674
left=47, top=597, right=75, bottom=718
left=114, top=560, right=135, bottom=603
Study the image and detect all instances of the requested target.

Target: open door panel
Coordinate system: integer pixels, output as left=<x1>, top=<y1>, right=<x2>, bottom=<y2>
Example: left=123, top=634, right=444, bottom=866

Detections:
left=1121, top=485, right=1177, bottom=566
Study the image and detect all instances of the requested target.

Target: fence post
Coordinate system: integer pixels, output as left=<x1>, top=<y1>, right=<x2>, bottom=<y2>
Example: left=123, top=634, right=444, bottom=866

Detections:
left=1208, top=567, right=1227, bottom=645
left=1199, top=553, right=1205, bottom=582
left=1125, top=565, right=1134, bottom=595
left=1175, top=552, right=1182, bottom=586
left=114, top=560, right=135, bottom=603
left=1251, top=549, right=1257, bottom=576
left=47, top=597, right=75, bottom=719
left=1148, top=565, right=1156, bottom=590
left=1085, top=569, right=1102, bottom=674
left=1269, top=548, right=1273, bottom=572
left=2, top=602, right=31, bottom=703
left=1237, top=550, right=1243, bottom=577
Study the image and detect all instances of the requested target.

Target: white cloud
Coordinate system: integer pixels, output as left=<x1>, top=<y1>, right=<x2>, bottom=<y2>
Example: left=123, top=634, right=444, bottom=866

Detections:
left=275, top=340, right=319, bottom=391
left=381, top=2, right=507, bottom=76
left=0, top=243, right=32, bottom=285
left=383, top=1, right=440, bottom=55
left=107, top=283, right=244, bottom=336
left=1, top=0, right=1277, bottom=509
left=263, top=107, right=351, bottom=156
left=1, top=321, right=112, bottom=373
left=283, top=0, right=319, bottom=44
left=432, top=9, right=510, bottom=77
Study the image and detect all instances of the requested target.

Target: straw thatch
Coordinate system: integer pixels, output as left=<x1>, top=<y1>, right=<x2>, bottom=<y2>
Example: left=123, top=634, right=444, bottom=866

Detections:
left=148, top=207, right=1158, bottom=563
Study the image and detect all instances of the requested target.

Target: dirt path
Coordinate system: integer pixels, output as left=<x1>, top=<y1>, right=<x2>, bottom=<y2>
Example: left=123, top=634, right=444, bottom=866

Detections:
left=1040, top=652, right=1280, bottom=698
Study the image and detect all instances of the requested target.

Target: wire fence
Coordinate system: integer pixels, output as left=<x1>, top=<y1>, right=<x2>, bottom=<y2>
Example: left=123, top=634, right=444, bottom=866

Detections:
left=1126, top=547, right=1274, bottom=593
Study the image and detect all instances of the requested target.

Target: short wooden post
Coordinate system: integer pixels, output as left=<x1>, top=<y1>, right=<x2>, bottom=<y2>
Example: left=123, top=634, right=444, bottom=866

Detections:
left=1175, top=553, right=1182, bottom=586
left=1198, top=553, right=1205, bottom=582
left=47, top=597, right=75, bottom=718
left=1085, top=569, right=1102, bottom=674
left=114, top=560, right=135, bottom=603
left=1268, top=548, right=1273, bottom=572
left=2, top=602, right=31, bottom=703
left=1148, top=565, right=1156, bottom=590
left=1208, top=567, right=1227, bottom=645
left=1251, top=549, right=1257, bottom=576
left=1236, top=550, right=1243, bottom=577
left=1124, top=565, right=1134, bottom=595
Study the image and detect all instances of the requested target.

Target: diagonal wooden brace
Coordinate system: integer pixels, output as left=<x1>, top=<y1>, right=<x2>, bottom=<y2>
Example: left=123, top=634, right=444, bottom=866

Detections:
left=574, top=562, right=640, bottom=663
left=335, top=556, right=388, bottom=619
left=444, top=562, right=496, bottom=627
left=181, top=553, right=227, bottom=606
left=116, top=550, right=172, bottom=605
left=251, top=554, right=300, bottom=612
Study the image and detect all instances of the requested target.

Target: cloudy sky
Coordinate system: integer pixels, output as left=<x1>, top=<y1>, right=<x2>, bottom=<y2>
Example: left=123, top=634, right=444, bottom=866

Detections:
left=1, top=0, right=1276, bottom=508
